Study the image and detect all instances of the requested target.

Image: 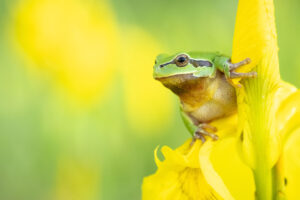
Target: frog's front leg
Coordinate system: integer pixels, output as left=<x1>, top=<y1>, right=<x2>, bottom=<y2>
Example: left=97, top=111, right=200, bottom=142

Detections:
left=214, top=56, right=257, bottom=86
left=227, top=58, right=257, bottom=78
left=180, top=108, right=218, bottom=145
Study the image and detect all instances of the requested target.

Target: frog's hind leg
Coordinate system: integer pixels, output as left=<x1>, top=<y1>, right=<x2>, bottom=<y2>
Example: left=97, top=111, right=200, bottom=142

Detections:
left=190, top=125, right=219, bottom=145
left=180, top=108, right=218, bottom=145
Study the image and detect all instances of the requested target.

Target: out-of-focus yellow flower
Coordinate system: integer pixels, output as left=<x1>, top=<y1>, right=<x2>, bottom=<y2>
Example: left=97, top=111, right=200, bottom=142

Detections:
left=14, top=0, right=119, bottom=103
left=53, top=158, right=100, bottom=200
left=13, top=0, right=173, bottom=133
left=120, top=27, right=174, bottom=134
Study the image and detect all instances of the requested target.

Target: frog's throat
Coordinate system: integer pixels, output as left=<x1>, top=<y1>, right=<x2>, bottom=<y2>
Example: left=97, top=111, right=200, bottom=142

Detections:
left=156, top=73, right=213, bottom=107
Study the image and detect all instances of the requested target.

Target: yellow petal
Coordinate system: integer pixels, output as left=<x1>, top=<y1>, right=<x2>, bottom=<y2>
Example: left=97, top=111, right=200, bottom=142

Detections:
left=14, top=0, right=119, bottom=103
left=232, top=0, right=279, bottom=78
left=142, top=140, right=222, bottom=200
left=273, top=89, right=300, bottom=199
left=198, top=114, right=255, bottom=200
left=277, top=89, right=300, bottom=142
left=200, top=138, right=255, bottom=200
left=210, top=114, right=238, bottom=139
left=120, top=27, right=174, bottom=134
left=232, top=1, right=298, bottom=199
left=199, top=141, right=234, bottom=200
left=143, top=115, right=244, bottom=200
left=232, top=0, right=283, bottom=168
left=282, top=128, right=300, bottom=200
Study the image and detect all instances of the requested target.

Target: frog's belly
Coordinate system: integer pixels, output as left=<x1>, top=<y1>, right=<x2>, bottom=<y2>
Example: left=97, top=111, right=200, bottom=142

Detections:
left=190, top=100, right=235, bottom=122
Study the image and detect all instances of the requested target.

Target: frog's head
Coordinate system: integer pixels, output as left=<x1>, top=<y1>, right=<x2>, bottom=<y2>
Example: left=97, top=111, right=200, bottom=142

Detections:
left=153, top=53, right=216, bottom=80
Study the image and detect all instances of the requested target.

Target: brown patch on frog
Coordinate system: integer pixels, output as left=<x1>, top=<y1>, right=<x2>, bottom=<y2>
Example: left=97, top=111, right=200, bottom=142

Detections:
left=155, top=73, right=215, bottom=108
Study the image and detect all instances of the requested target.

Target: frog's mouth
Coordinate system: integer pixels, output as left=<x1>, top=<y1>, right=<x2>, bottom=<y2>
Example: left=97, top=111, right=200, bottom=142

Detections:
left=155, top=73, right=197, bottom=82
left=155, top=73, right=203, bottom=95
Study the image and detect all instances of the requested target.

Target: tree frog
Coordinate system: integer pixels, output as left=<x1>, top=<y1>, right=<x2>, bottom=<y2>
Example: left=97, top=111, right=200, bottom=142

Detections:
left=153, top=52, right=256, bottom=144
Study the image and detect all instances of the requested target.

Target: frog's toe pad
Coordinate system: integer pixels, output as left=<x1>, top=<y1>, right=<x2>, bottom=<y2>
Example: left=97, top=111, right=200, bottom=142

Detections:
left=192, top=128, right=219, bottom=144
left=230, top=71, right=257, bottom=79
left=228, top=57, right=251, bottom=70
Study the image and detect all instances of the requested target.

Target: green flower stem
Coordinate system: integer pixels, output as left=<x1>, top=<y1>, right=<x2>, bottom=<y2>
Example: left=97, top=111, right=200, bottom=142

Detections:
left=242, top=77, right=272, bottom=200
left=233, top=0, right=288, bottom=199
left=240, top=59, right=279, bottom=200
left=254, top=168, right=272, bottom=200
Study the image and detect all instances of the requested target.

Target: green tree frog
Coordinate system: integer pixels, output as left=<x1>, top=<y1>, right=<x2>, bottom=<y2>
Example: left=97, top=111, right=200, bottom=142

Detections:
left=153, top=52, right=256, bottom=144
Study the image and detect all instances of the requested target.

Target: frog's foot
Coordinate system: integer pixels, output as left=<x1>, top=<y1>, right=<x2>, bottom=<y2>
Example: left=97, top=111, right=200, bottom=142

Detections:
left=225, top=58, right=257, bottom=88
left=190, top=124, right=219, bottom=146
left=228, top=58, right=257, bottom=78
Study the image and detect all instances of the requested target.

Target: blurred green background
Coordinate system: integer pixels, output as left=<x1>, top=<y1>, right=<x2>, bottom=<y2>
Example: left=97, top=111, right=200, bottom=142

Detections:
left=0, top=0, right=299, bottom=199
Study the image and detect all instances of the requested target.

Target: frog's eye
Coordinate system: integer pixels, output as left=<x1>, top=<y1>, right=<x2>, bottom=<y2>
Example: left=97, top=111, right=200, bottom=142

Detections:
left=174, top=54, right=189, bottom=67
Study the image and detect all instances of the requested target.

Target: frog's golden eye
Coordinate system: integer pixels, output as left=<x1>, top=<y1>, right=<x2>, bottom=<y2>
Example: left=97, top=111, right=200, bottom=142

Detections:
left=174, top=54, right=189, bottom=67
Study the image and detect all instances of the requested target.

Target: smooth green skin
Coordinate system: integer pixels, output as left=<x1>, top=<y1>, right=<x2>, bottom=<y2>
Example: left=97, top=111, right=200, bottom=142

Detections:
left=153, top=52, right=232, bottom=136
left=180, top=107, right=198, bottom=136
left=153, top=52, right=231, bottom=80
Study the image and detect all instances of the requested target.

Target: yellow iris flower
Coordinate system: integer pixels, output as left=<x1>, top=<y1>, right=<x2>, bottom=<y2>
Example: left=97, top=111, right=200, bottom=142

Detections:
left=143, top=0, right=300, bottom=199
left=142, top=140, right=223, bottom=200
left=13, top=0, right=173, bottom=133
left=13, top=0, right=119, bottom=103
left=143, top=115, right=255, bottom=200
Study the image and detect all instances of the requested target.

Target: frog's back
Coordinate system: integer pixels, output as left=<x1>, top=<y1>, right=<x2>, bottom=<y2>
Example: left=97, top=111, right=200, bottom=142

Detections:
left=187, top=51, right=223, bottom=62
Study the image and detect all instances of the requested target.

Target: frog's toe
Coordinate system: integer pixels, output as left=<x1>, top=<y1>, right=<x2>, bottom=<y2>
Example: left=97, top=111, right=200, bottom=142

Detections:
left=209, top=133, right=219, bottom=140
left=228, top=57, right=251, bottom=70
left=199, top=123, right=218, bottom=132
left=230, top=71, right=257, bottom=78
left=190, top=133, right=205, bottom=146
left=191, top=127, right=219, bottom=145
left=198, top=128, right=219, bottom=140
left=193, top=132, right=206, bottom=143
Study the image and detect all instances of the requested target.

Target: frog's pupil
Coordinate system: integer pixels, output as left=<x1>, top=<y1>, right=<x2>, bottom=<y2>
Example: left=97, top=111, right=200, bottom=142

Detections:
left=178, top=57, right=186, bottom=63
